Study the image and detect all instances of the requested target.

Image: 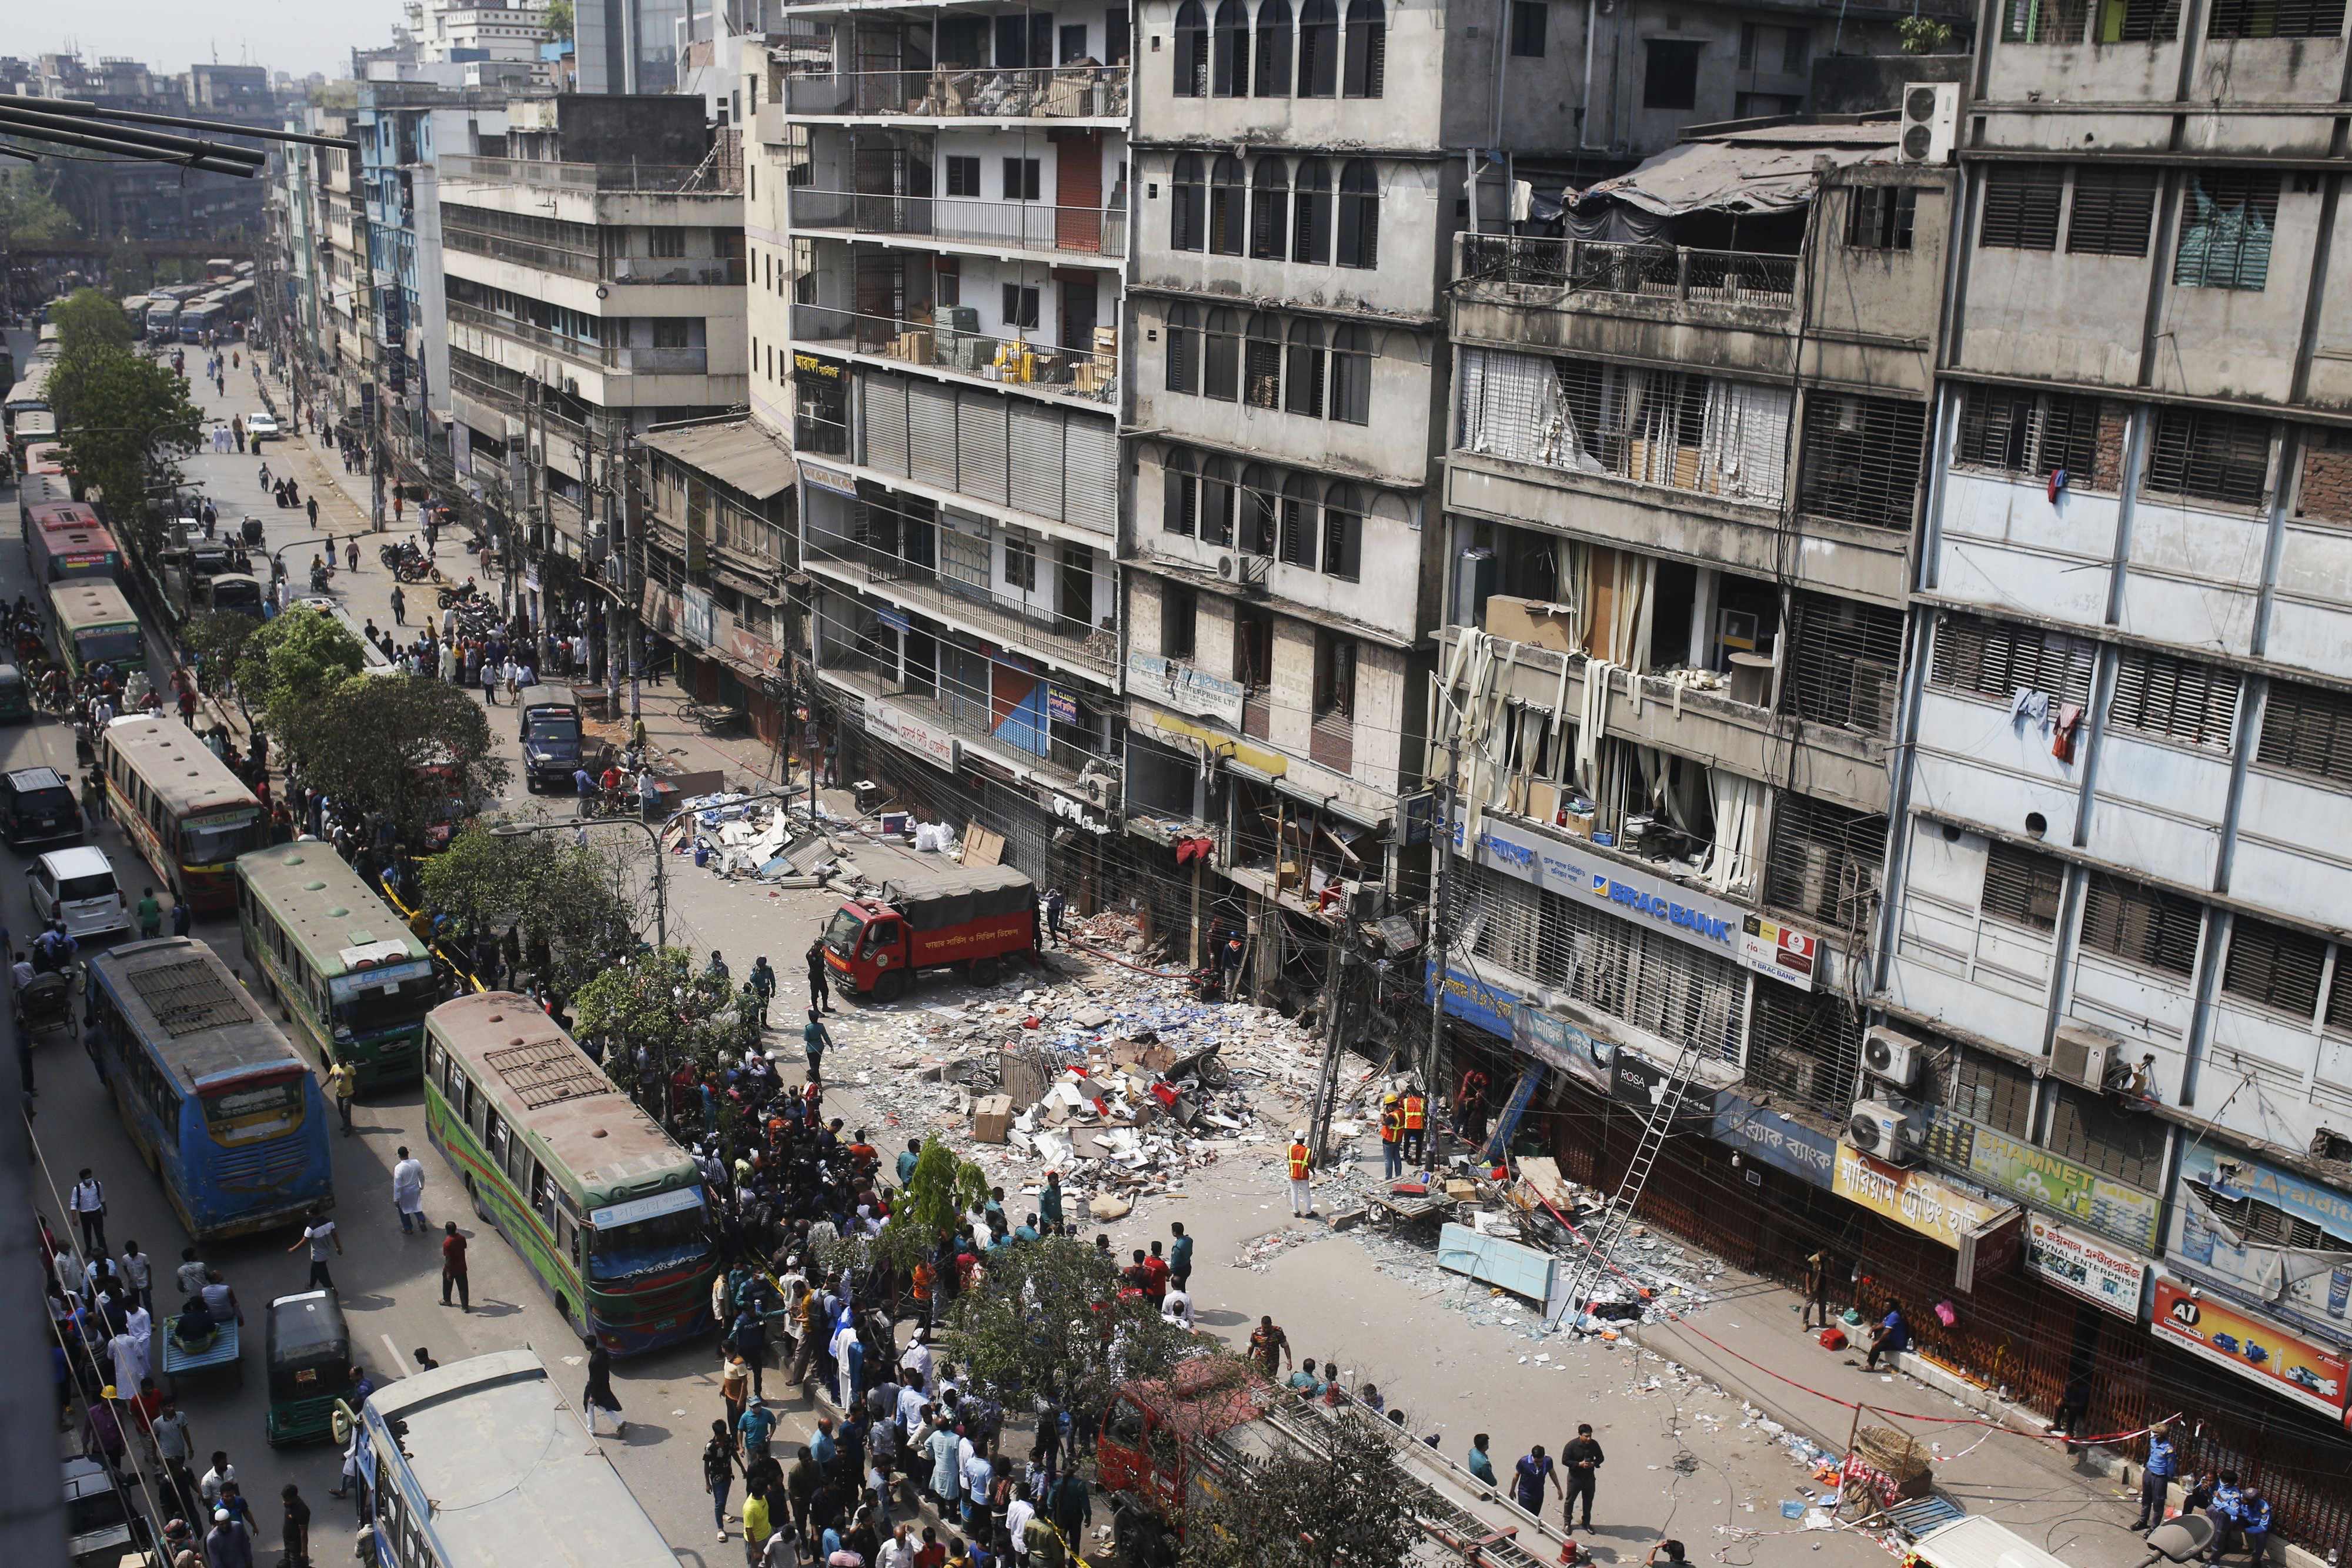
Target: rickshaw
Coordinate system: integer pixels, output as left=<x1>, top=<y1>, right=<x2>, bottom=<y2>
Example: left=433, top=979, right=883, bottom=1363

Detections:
left=13, top=968, right=73, bottom=1045
left=240, top=514, right=264, bottom=546
left=263, top=1289, right=354, bottom=1446
left=0, top=663, right=29, bottom=721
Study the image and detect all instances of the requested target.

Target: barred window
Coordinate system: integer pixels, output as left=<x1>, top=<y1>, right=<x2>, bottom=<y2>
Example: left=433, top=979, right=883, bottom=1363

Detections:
left=1980, top=164, right=2064, bottom=250
left=2109, top=649, right=2240, bottom=750
left=2209, top=0, right=2345, bottom=38
left=2067, top=167, right=2160, bottom=258
left=2002, top=0, right=2179, bottom=41
left=1798, top=393, right=1926, bottom=529
left=2079, top=873, right=2203, bottom=977
left=1780, top=591, right=1904, bottom=735
left=2174, top=170, right=2280, bottom=292
left=2145, top=407, right=2272, bottom=507
left=1945, top=1048, right=2034, bottom=1139
left=1846, top=186, right=1916, bottom=251
left=2046, top=1085, right=2166, bottom=1189
left=1953, top=388, right=2103, bottom=481
left=2257, top=677, right=2352, bottom=787
left=1982, top=841, right=2063, bottom=932
left=2221, top=914, right=2326, bottom=1020
left=1748, top=982, right=1864, bottom=1115
left=1762, top=793, right=1886, bottom=928
left=1930, top=612, right=2097, bottom=706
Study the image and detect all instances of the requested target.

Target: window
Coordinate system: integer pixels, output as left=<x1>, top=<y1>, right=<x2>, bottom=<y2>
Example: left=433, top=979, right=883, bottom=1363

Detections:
left=2223, top=914, right=2327, bottom=1019
left=1163, top=582, right=1198, bottom=658
left=1244, top=315, right=1282, bottom=409
left=1321, top=483, right=1362, bottom=579
left=2109, top=650, right=2240, bottom=750
left=1251, top=157, right=1289, bottom=259
left=1846, top=186, right=1916, bottom=250
left=1783, top=26, right=1810, bottom=69
left=1279, top=473, right=1318, bottom=567
left=2079, top=873, right=2203, bottom=977
left=1798, top=392, right=1926, bottom=529
left=2067, top=167, right=2159, bottom=257
left=1980, top=163, right=2064, bottom=250
left=1201, top=457, right=1237, bottom=545
left=1060, top=22, right=1090, bottom=60
left=1299, top=0, right=1339, bottom=94
left=1165, top=302, right=1201, bottom=394
left=1212, top=0, right=1250, bottom=94
left=1315, top=630, right=1357, bottom=714
left=2046, top=1086, right=2167, bottom=1192
left=1255, top=0, right=1294, bottom=93
left=1210, top=155, right=1246, bottom=255
left=1173, top=0, right=1209, bottom=94
left=1292, top=158, right=1332, bottom=263
left=1202, top=309, right=1241, bottom=400
left=2209, top=0, right=2346, bottom=38
left=2002, top=0, right=2180, bottom=42
left=1779, top=591, right=1906, bottom=735
left=1335, top=159, right=1379, bottom=268
left=1343, top=0, right=1386, bottom=96
left=1240, top=465, right=1279, bottom=554
left=1329, top=324, right=1372, bottom=424
left=1002, top=284, right=1040, bottom=330
left=1003, top=158, right=1041, bottom=201
left=1109, top=6, right=1132, bottom=62
left=1643, top=39, right=1701, bottom=111
left=1162, top=448, right=1198, bottom=536
left=1953, top=389, right=2105, bottom=482
left=1762, top=793, right=1886, bottom=924
left=1170, top=153, right=1206, bottom=250
left=2176, top=170, right=2280, bottom=290
left=647, top=226, right=686, bottom=258
left=1930, top=612, right=2097, bottom=706
left=946, top=156, right=981, bottom=198
left=1982, top=842, right=2064, bottom=932
left=1005, top=534, right=1038, bottom=591
left=941, top=524, right=991, bottom=588
left=2257, top=677, right=2352, bottom=787
left=1284, top=319, right=1325, bottom=416
left=650, top=317, right=691, bottom=347
left=2144, top=407, right=2271, bottom=507
left=1511, top=0, right=1549, bottom=55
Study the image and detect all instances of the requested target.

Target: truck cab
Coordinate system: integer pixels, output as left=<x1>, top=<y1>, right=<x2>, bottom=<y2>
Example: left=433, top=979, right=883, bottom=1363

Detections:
left=519, top=701, right=584, bottom=792
left=1098, top=1361, right=1285, bottom=1567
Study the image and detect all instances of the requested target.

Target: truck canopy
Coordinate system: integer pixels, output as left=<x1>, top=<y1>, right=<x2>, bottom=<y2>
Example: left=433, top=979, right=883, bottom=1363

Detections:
left=879, top=862, right=1034, bottom=932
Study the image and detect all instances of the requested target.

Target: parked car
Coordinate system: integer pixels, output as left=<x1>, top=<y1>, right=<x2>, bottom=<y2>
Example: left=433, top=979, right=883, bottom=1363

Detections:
left=0, top=765, right=82, bottom=849
left=27, top=845, right=131, bottom=941
left=247, top=411, right=281, bottom=440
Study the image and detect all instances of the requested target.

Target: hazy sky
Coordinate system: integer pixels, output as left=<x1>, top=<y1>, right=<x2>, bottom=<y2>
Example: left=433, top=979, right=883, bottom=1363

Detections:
left=32, top=0, right=409, bottom=84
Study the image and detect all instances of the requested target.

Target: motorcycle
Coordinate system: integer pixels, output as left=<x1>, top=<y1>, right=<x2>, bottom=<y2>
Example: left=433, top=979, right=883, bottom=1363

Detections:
left=309, top=567, right=332, bottom=595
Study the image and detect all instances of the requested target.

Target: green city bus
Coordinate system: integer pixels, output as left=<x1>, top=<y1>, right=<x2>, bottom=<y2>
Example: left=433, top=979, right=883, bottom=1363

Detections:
left=422, top=991, right=717, bottom=1355
left=48, top=579, right=146, bottom=682
left=235, top=847, right=443, bottom=1092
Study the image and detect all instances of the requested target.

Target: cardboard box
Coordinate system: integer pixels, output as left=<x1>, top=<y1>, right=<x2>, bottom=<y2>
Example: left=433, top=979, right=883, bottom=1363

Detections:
left=1483, top=594, right=1579, bottom=653
left=1445, top=1178, right=1479, bottom=1202
left=972, top=1094, right=1014, bottom=1144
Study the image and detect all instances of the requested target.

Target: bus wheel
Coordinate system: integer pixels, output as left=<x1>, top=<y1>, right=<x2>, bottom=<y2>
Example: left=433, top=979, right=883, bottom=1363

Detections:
left=970, top=957, right=1001, bottom=987
left=466, top=1175, right=490, bottom=1223
left=872, top=968, right=909, bottom=1004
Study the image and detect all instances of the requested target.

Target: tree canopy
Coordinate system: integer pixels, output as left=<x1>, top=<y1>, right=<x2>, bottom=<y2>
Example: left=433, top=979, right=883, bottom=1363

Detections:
left=572, top=945, right=762, bottom=1114
left=278, top=673, right=509, bottom=852
left=941, top=1233, right=1198, bottom=1423
left=47, top=334, right=201, bottom=559
left=420, top=823, right=642, bottom=995
left=182, top=611, right=259, bottom=700
left=236, top=606, right=368, bottom=717
left=52, top=289, right=135, bottom=354
left=544, top=0, right=576, bottom=41
left=0, top=168, right=74, bottom=242
left=1180, top=1396, right=1418, bottom=1568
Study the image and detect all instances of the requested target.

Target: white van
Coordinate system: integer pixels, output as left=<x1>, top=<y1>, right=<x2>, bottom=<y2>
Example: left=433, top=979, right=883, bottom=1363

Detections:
left=26, top=846, right=131, bottom=941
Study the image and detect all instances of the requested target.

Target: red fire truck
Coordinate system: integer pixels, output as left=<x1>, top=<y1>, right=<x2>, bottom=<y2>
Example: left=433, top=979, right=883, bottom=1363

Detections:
left=819, top=851, right=1035, bottom=1001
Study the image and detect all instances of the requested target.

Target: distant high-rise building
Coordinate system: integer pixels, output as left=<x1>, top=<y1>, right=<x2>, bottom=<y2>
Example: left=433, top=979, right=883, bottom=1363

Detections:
left=574, top=0, right=690, bottom=93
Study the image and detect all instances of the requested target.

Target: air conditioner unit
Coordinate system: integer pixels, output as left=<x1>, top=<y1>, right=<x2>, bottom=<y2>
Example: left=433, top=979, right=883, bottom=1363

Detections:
left=1848, top=1098, right=1920, bottom=1166
left=1215, top=554, right=1238, bottom=581
left=2049, top=1021, right=2123, bottom=1091
left=1899, top=82, right=1959, bottom=166
left=1862, top=1025, right=1924, bottom=1089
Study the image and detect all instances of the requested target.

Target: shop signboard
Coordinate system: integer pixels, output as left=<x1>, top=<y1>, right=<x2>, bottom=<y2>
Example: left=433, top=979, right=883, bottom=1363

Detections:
left=681, top=585, right=714, bottom=648
left=2151, top=1273, right=2348, bottom=1419
left=1047, top=684, right=1079, bottom=726
left=1833, top=1144, right=2017, bottom=1254
left=1426, top=959, right=1519, bottom=1042
left=1919, top=1109, right=2163, bottom=1252
left=2026, top=1214, right=2150, bottom=1320
left=1512, top=1001, right=1613, bottom=1095
left=1127, top=651, right=1245, bottom=727
left=863, top=702, right=960, bottom=774
left=1712, top=1092, right=1838, bottom=1189
left=1609, top=1050, right=1718, bottom=1120
left=2170, top=1142, right=2352, bottom=1349
left=799, top=459, right=858, bottom=498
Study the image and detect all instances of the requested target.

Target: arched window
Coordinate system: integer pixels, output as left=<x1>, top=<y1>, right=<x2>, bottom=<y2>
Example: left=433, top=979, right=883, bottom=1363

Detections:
left=1170, top=153, right=1205, bottom=251
left=1208, top=155, right=1247, bottom=255
left=1298, top=0, right=1338, bottom=96
left=1250, top=157, right=1290, bottom=260
left=1162, top=447, right=1199, bottom=536
left=1165, top=302, right=1201, bottom=394
left=1342, top=0, right=1385, bottom=98
left=1254, top=0, right=1294, bottom=96
left=1321, top=481, right=1363, bottom=580
left=1240, top=463, right=1279, bottom=554
left=1284, top=318, right=1325, bottom=417
left=1244, top=313, right=1282, bottom=409
left=1202, top=308, right=1241, bottom=400
left=1212, top=0, right=1251, bottom=96
left=1279, top=471, right=1320, bottom=567
left=1173, top=0, right=1208, bottom=96
left=1201, top=456, right=1238, bottom=547
left=1329, top=323, right=1372, bottom=423
left=1336, top=159, right=1379, bottom=269
left=1291, top=157, right=1332, bottom=263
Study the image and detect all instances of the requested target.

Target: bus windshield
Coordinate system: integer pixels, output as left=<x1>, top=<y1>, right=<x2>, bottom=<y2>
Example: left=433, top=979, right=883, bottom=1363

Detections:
left=202, top=1074, right=305, bottom=1144
left=526, top=713, right=580, bottom=746
left=589, top=1191, right=709, bottom=1283
left=210, top=578, right=264, bottom=614
left=823, top=907, right=866, bottom=959
left=183, top=809, right=262, bottom=866
left=329, top=961, right=440, bottom=1035
left=74, top=626, right=143, bottom=664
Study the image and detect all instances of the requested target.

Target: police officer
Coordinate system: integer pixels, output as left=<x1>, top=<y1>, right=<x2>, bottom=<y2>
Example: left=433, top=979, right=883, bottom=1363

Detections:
left=2134, top=1420, right=2177, bottom=1533
left=1286, top=1131, right=1313, bottom=1218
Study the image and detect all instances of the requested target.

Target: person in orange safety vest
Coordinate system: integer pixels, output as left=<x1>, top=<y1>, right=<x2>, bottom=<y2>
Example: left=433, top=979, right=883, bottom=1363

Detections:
left=1401, top=1087, right=1428, bottom=1165
left=1379, top=1096, right=1405, bottom=1181
left=1287, top=1131, right=1315, bottom=1218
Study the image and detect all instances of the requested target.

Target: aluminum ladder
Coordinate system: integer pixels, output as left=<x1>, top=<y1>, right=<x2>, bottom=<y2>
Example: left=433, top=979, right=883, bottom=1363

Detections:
left=1545, top=1038, right=1704, bottom=1330
left=1265, top=1401, right=1571, bottom=1568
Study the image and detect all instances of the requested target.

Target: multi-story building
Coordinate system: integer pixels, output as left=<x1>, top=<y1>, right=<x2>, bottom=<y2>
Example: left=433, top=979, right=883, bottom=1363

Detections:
left=752, top=0, right=1133, bottom=898
left=576, top=0, right=695, bottom=92
left=403, top=0, right=553, bottom=66
left=309, top=102, right=380, bottom=447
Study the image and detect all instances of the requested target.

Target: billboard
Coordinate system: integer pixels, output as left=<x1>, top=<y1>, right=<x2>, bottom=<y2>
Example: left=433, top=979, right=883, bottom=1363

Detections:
left=2169, top=1143, right=2352, bottom=1348
left=2152, top=1273, right=2348, bottom=1419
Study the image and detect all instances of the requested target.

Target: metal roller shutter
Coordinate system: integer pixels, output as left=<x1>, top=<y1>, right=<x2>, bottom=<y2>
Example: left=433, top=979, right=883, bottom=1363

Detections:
left=958, top=390, right=1010, bottom=507
left=1063, top=412, right=1119, bottom=537
left=1008, top=402, right=1066, bottom=523
left=861, top=372, right=909, bottom=477
left=908, top=380, right=958, bottom=490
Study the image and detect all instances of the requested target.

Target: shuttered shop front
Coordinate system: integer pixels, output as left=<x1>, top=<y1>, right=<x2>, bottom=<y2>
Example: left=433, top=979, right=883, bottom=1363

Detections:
left=958, top=391, right=1010, bottom=507
left=1064, top=412, right=1119, bottom=536
left=1009, top=402, right=1067, bottom=524
left=861, top=371, right=909, bottom=477
left=909, top=380, right=959, bottom=490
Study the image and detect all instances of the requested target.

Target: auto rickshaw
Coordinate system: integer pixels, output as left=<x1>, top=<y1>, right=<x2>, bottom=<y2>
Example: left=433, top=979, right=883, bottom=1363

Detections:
left=263, top=1289, right=353, bottom=1446
left=0, top=664, right=29, bottom=722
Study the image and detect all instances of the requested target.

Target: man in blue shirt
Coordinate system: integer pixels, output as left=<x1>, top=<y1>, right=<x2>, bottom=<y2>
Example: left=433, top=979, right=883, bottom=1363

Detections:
left=1168, top=1222, right=1194, bottom=1293
left=737, top=1402, right=777, bottom=1465
left=2134, top=1421, right=2177, bottom=1532
left=1466, top=1433, right=1498, bottom=1488
left=2204, top=1469, right=2243, bottom=1554
left=2234, top=1485, right=2272, bottom=1565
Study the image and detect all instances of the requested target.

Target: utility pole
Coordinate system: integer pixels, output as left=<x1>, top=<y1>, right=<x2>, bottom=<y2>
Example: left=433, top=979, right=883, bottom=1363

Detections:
left=1308, top=887, right=1364, bottom=1165
left=1426, top=723, right=1462, bottom=1149
left=624, top=431, right=644, bottom=726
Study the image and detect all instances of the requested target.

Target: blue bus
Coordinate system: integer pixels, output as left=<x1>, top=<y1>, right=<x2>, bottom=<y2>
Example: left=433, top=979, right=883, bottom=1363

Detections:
left=87, top=937, right=333, bottom=1240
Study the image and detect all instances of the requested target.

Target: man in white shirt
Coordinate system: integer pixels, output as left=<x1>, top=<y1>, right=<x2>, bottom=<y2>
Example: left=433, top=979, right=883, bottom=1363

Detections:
left=175, top=1249, right=211, bottom=1301
left=960, top=1446, right=992, bottom=1516
left=287, top=1212, right=341, bottom=1292
left=1004, top=1486, right=1036, bottom=1561
left=896, top=1379, right=928, bottom=1439
left=1161, top=1287, right=1195, bottom=1330
left=392, top=1146, right=426, bottom=1233
left=109, top=1325, right=149, bottom=1396
left=199, top=1453, right=238, bottom=1509
left=902, top=1332, right=934, bottom=1389
left=874, top=1523, right=917, bottom=1568
left=68, top=1167, right=107, bottom=1253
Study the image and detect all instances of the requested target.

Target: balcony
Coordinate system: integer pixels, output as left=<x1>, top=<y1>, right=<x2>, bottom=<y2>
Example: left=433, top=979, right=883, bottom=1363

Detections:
left=440, top=153, right=741, bottom=195
left=792, top=303, right=1115, bottom=404
left=813, top=657, right=1116, bottom=791
left=784, top=64, right=1130, bottom=122
left=447, top=300, right=711, bottom=376
left=443, top=222, right=747, bottom=288
left=789, top=188, right=1125, bottom=262
left=1459, top=235, right=1797, bottom=311
left=804, top=526, right=1117, bottom=677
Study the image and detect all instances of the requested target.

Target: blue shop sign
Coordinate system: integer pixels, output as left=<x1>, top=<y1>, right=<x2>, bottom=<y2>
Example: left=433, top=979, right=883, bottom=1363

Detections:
left=1711, top=1091, right=1838, bottom=1189
left=1426, top=958, right=1519, bottom=1041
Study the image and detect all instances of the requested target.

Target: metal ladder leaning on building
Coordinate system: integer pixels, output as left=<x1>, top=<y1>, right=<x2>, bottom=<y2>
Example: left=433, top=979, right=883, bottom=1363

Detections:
left=1545, top=1038, right=1705, bottom=1332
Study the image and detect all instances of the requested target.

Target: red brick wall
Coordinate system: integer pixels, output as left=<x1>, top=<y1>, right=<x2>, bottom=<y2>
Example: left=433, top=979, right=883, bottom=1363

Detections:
left=2093, top=401, right=2130, bottom=493
left=2297, top=435, right=2352, bottom=523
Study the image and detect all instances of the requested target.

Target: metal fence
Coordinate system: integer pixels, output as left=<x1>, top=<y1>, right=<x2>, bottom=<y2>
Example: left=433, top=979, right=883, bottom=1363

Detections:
left=790, top=188, right=1127, bottom=259
left=785, top=64, right=1131, bottom=121
left=1458, top=233, right=1800, bottom=309
left=791, top=303, right=1115, bottom=403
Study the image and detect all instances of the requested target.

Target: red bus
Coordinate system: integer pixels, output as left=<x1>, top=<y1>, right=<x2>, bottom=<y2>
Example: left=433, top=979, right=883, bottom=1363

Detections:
left=99, top=716, right=263, bottom=915
left=26, top=504, right=121, bottom=583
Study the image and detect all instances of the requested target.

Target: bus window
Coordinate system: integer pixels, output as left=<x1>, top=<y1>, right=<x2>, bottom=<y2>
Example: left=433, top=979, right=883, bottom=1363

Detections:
left=530, top=1162, right=555, bottom=1227
left=486, top=1112, right=507, bottom=1169
left=449, top=1071, right=470, bottom=1129
left=467, top=1083, right=489, bottom=1142
left=425, top=1041, right=443, bottom=1091
left=503, top=1129, right=529, bottom=1193
left=556, top=1211, right=581, bottom=1271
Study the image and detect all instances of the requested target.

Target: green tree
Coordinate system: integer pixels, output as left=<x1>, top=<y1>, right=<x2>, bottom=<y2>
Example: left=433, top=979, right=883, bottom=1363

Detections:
left=941, top=1234, right=1197, bottom=1425
left=865, top=1134, right=991, bottom=1271
left=571, top=946, right=761, bottom=1122
left=420, top=823, right=642, bottom=994
left=236, top=605, right=368, bottom=719
left=277, top=673, right=510, bottom=851
left=1180, top=1396, right=1418, bottom=1568
left=0, top=167, right=74, bottom=242
left=544, top=0, right=576, bottom=41
left=182, top=611, right=258, bottom=703
left=52, top=289, right=134, bottom=355
left=46, top=342, right=201, bottom=560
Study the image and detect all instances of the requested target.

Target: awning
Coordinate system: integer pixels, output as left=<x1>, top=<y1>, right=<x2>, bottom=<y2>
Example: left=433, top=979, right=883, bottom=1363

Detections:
left=640, top=419, right=797, bottom=501
left=1570, top=123, right=1900, bottom=218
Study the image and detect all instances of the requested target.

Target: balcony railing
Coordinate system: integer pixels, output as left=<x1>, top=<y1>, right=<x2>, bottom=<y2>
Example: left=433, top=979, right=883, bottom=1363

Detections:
left=796, top=413, right=851, bottom=456
left=814, top=657, right=1117, bottom=783
left=443, top=226, right=748, bottom=288
left=792, top=303, right=1115, bottom=402
left=790, top=188, right=1126, bottom=260
left=806, top=529, right=1117, bottom=674
left=439, top=153, right=741, bottom=196
left=447, top=300, right=711, bottom=375
left=784, top=64, right=1130, bottom=121
left=1459, top=234, right=1799, bottom=310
